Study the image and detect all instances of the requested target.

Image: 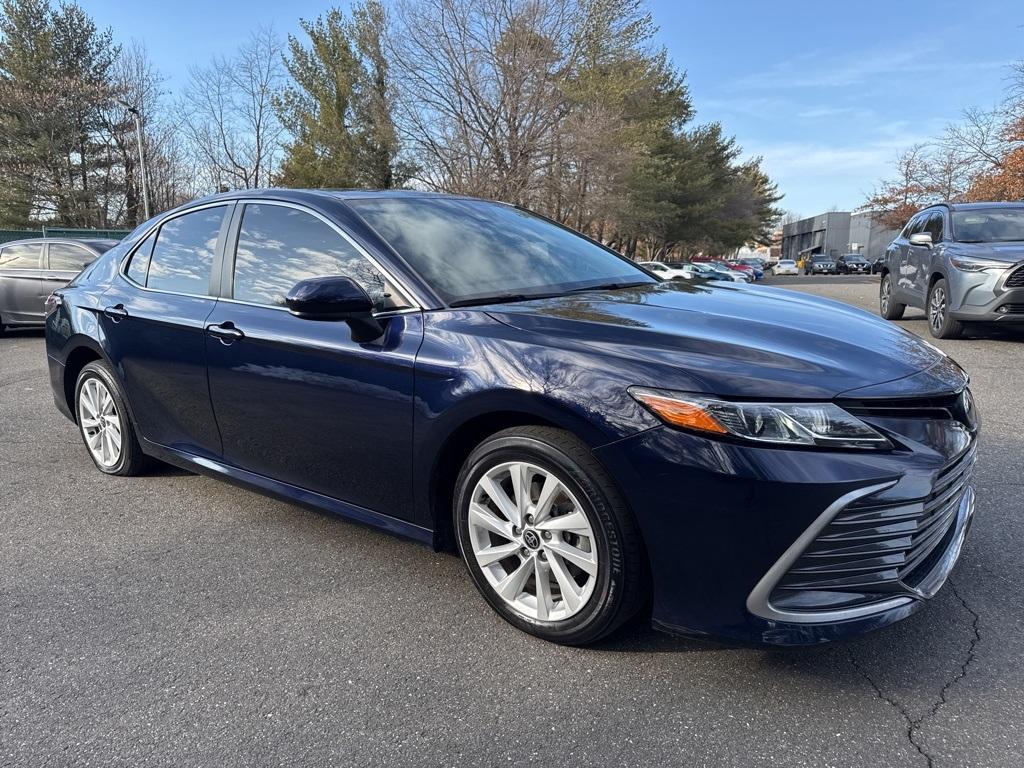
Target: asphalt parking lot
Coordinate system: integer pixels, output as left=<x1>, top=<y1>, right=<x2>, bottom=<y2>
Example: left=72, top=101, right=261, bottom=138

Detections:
left=2, top=276, right=1022, bottom=767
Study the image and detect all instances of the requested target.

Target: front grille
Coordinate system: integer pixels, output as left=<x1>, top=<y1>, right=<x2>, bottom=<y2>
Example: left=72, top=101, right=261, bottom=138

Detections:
left=999, top=303, right=1024, bottom=314
left=1006, top=266, right=1024, bottom=288
left=839, top=390, right=976, bottom=428
left=770, top=446, right=975, bottom=612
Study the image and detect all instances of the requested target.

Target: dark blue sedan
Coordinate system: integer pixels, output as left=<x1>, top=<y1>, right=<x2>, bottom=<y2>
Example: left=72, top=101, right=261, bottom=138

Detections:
left=44, top=190, right=979, bottom=646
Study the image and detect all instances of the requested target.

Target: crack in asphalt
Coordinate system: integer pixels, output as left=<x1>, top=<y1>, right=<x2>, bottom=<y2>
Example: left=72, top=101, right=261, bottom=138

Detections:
left=847, top=578, right=982, bottom=768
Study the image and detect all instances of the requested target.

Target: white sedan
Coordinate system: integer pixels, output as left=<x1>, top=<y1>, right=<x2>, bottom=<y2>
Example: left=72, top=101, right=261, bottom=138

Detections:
left=639, top=260, right=689, bottom=280
left=772, top=259, right=799, bottom=276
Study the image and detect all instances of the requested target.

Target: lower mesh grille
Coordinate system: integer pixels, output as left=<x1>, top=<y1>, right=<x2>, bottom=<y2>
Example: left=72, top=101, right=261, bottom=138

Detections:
left=771, top=446, right=975, bottom=611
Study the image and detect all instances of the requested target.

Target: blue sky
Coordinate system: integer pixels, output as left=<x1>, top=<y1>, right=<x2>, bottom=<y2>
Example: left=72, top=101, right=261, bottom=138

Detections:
left=83, top=0, right=1021, bottom=215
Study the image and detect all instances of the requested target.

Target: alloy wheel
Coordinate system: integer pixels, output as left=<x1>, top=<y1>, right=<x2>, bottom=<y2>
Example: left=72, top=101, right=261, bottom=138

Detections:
left=929, top=285, right=947, bottom=334
left=78, top=377, right=123, bottom=468
left=467, top=461, right=598, bottom=622
left=880, top=277, right=891, bottom=314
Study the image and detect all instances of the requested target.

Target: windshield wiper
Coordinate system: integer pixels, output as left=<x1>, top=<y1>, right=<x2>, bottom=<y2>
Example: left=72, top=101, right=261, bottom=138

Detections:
left=449, top=293, right=553, bottom=308
left=562, top=281, right=650, bottom=294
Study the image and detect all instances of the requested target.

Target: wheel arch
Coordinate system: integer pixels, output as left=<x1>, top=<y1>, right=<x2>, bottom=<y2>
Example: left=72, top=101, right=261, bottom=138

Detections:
left=61, top=337, right=111, bottom=423
left=423, top=388, right=631, bottom=550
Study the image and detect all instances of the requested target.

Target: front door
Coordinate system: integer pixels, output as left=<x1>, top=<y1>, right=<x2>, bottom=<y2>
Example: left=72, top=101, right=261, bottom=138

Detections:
left=0, top=242, right=43, bottom=324
left=897, top=213, right=926, bottom=302
left=205, top=201, right=422, bottom=521
left=909, top=211, right=941, bottom=300
left=100, top=204, right=231, bottom=458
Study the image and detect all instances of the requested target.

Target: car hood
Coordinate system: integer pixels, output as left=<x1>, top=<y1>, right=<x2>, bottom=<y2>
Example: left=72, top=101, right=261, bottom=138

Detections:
left=947, top=241, right=1024, bottom=263
left=485, top=282, right=962, bottom=400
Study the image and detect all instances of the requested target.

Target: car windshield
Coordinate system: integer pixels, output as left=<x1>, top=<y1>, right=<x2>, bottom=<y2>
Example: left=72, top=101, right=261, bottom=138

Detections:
left=347, top=197, right=655, bottom=305
left=88, top=240, right=120, bottom=254
left=952, top=209, right=1024, bottom=243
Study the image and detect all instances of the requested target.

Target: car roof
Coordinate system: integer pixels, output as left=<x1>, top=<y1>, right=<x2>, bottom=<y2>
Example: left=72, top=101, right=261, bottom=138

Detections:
left=0, top=237, right=117, bottom=249
left=926, top=201, right=1024, bottom=212
left=190, top=187, right=482, bottom=205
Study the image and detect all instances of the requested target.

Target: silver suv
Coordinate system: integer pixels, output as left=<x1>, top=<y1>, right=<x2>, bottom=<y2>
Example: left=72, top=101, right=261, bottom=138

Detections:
left=878, top=202, right=1024, bottom=338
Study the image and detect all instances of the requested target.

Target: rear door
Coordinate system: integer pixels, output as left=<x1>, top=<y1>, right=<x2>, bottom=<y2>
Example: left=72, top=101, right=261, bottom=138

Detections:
left=0, top=242, right=44, bottom=323
left=204, top=200, right=423, bottom=521
left=99, top=203, right=231, bottom=459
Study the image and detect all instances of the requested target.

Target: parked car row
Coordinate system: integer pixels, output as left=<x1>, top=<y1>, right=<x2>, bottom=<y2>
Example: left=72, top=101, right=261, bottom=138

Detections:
left=640, top=260, right=755, bottom=283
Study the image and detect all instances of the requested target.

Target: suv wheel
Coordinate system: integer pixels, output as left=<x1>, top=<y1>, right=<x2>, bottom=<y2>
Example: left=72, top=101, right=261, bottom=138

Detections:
left=454, top=426, right=647, bottom=645
left=879, top=273, right=905, bottom=320
left=927, top=278, right=964, bottom=339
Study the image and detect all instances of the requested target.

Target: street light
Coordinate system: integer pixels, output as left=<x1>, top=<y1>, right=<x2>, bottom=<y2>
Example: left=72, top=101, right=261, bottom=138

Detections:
left=115, top=98, right=151, bottom=221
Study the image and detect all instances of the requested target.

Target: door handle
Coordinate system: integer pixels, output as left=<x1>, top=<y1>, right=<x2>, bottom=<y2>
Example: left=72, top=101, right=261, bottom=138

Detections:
left=206, top=322, right=245, bottom=342
left=103, top=304, right=128, bottom=321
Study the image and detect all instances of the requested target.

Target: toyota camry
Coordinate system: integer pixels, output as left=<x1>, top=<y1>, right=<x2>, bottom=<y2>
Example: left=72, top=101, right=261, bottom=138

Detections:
left=45, top=189, right=979, bottom=646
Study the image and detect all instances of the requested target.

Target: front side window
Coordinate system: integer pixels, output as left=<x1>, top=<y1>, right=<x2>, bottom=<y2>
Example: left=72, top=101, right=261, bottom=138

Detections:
left=924, top=211, right=944, bottom=242
left=0, top=243, right=41, bottom=269
left=232, top=203, right=411, bottom=311
left=348, top=197, right=654, bottom=305
left=905, top=214, right=927, bottom=238
left=147, top=206, right=226, bottom=295
left=48, top=242, right=95, bottom=271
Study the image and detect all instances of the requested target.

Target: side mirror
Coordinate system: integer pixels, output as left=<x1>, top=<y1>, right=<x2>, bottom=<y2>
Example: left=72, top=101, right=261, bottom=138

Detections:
left=909, top=232, right=933, bottom=247
left=285, top=275, right=383, bottom=342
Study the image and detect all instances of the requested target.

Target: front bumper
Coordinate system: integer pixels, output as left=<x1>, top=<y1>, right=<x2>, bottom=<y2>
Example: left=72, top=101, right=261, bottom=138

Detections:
left=594, top=413, right=977, bottom=646
left=951, top=284, right=1024, bottom=322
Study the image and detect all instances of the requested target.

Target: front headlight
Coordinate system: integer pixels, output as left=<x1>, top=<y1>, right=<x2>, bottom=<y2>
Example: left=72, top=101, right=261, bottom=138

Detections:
left=629, top=388, right=892, bottom=450
left=949, top=255, right=1012, bottom=272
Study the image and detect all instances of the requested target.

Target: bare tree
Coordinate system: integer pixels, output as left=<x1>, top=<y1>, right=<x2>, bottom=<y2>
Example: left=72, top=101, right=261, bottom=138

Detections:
left=389, top=0, right=588, bottom=203
left=178, top=26, right=284, bottom=190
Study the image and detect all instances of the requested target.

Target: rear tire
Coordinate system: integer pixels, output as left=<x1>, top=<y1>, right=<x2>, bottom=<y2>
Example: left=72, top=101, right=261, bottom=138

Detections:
left=927, top=278, right=964, bottom=339
left=879, top=273, right=905, bottom=320
left=74, top=360, right=149, bottom=476
left=454, top=426, right=647, bottom=645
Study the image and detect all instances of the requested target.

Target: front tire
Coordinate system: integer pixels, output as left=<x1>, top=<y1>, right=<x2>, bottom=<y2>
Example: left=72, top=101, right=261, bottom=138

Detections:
left=74, top=360, right=149, bottom=476
left=879, top=273, right=905, bottom=320
left=454, top=426, right=647, bottom=645
left=927, top=278, right=964, bottom=339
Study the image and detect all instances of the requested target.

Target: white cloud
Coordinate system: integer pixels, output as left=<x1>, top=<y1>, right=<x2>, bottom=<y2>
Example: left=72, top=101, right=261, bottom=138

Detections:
left=731, top=46, right=1006, bottom=92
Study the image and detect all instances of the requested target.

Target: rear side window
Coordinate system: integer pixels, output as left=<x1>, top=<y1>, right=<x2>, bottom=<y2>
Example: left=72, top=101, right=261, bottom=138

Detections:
left=0, top=243, right=41, bottom=269
left=125, top=230, right=157, bottom=285
left=48, top=242, right=94, bottom=271
left=231, top=203, right=410, bottom=311
left=147, top=206, right=226, bottom=295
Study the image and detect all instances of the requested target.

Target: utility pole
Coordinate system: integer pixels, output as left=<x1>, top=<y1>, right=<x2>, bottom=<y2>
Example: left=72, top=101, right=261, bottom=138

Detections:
left=116, top=99, right=151, bottom=221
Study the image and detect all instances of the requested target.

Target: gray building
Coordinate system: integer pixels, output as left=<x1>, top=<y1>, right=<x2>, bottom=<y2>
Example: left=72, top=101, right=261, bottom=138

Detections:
left=782, top=211, right=899, bottom=263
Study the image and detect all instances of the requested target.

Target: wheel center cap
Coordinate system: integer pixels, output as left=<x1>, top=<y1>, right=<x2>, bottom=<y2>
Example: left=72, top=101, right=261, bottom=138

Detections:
left=522, top=529, right=541, bottom=549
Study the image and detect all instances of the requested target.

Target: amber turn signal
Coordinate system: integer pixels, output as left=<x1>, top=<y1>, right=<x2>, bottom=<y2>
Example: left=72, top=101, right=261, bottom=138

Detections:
left=630, top=391, right=728, bottom=434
